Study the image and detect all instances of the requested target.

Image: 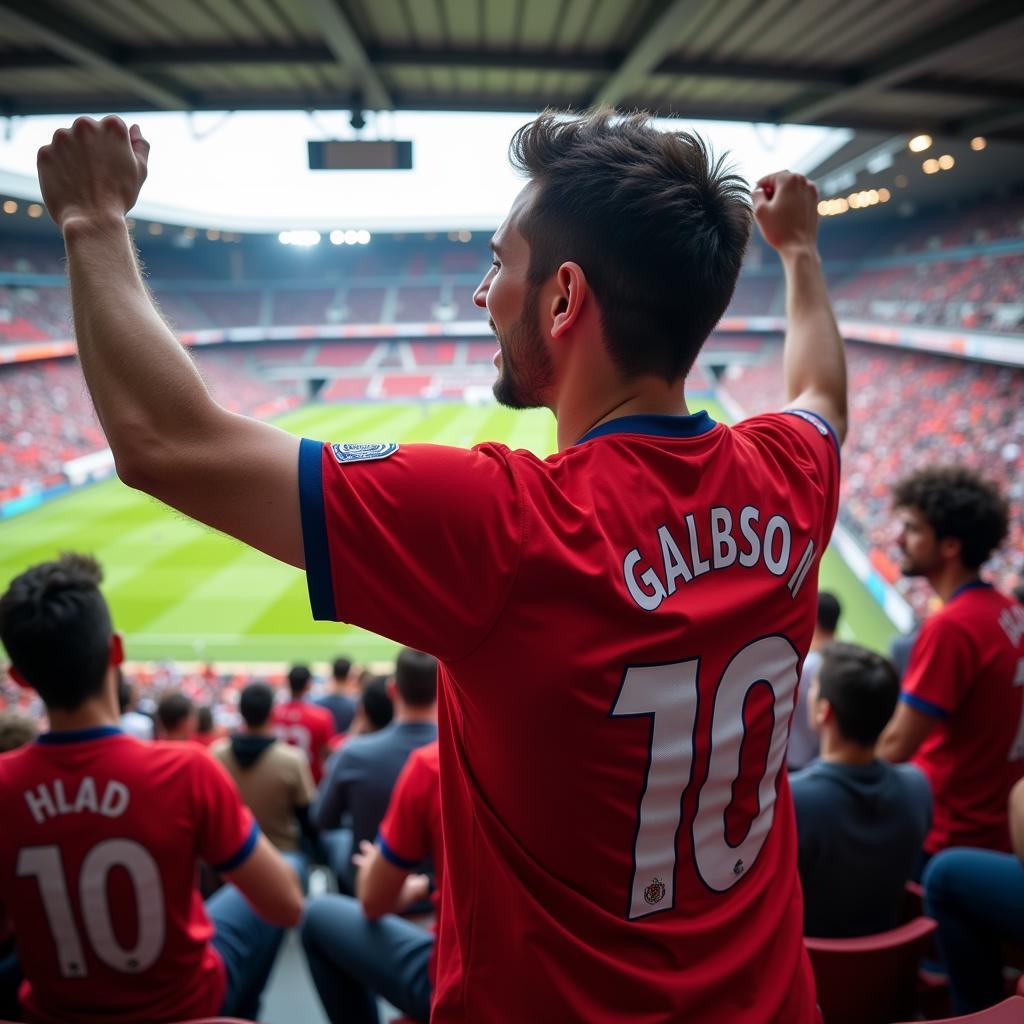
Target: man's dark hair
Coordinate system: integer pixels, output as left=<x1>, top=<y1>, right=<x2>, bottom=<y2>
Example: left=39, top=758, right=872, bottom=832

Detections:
left=288, top=664, right=312, bottom=696
left=0, top=553, right=112, bottom=712
left=893, top=466, right=1009, bottom=570
left=196, top=705, right=214, bottom=735
left=156, top=691, right=194, bottom=734
left=509, top=108, right=751, bottom=383
left=817, top=592, right=841, bottom=634
left=817, top=642, right=899, bottom=747
left=240, top=682, right=274, bottom=729
left=332, top=656, right=352, bottom=682
left=360, top=677, right=394, bottom=732
left=394, top=648, right=437, bottom=708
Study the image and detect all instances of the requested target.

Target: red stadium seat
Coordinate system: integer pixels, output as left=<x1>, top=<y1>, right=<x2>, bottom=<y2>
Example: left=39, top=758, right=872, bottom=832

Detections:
left=806, top=916, right=937, bottom=1024
left=894, top=995, right=1024, bottom=1023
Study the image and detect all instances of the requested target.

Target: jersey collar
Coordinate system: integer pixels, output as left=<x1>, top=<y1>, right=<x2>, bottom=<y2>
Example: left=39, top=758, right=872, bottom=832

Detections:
left=37, top=725, right=124, bottom=745
left=576, top=410, right=716, bottom=445
left=948, top=578, right=992, bottom=603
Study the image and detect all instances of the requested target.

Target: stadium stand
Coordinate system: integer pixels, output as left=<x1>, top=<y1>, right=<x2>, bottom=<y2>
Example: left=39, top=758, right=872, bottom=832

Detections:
left=720, top=339, right=1024, bottom=615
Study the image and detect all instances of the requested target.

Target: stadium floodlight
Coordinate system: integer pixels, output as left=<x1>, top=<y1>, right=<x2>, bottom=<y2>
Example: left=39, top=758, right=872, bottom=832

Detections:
left=878, top=188, right=891, bottom=202
left=938, top=154, right=955, bottom=171
left=308, top=139, right=413, bottom=170
left=922, top=159, right=940, bottom=175
left=908, top=134, right=932, bottom=153
left=344, top=229, right=359, bottom=245
left=970, top=137, right=987, bottom=151
left=357, top=229, right=371, bottom=244
left=279, top=230, right=322, bottom=246
left=27, top=203, right=43, bottom=218
left=2, top=200, right=16, bottom=214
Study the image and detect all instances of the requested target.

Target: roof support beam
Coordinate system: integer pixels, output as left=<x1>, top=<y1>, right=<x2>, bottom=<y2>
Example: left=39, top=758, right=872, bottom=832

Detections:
left=780, top=0, right=1024, bottom=125
left=300, top=0, right=392, bottom=111
left=590, top=0, right=706, bottom=109
left=0, top=0, right=190, bottom=111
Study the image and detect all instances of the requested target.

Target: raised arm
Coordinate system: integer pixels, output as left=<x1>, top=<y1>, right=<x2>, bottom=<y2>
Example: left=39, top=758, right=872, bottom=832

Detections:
left=753, top=171, right=848, bottom=444
left=37, top=116, right=304, bottom=568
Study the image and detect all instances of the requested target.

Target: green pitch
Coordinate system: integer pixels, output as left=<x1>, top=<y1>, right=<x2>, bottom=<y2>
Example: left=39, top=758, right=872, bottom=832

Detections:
left=0, top=398, right=896, bottom=665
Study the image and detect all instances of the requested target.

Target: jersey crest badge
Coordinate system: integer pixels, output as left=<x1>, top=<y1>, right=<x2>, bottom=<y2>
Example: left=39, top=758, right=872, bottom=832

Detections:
left=331, top=442, right=399, bottom=464
left=643, top=877, right=666, bottom=906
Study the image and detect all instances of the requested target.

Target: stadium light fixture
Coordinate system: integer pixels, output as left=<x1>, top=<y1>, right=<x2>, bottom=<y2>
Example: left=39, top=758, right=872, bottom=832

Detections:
left=2, top=199, right=16, bottom=214
left=894, top=175, right=908, bottom=188
left=148, top=223, right=163, bottom=235
left=878, top=188, right=891, bottom=202
left=279, top=229, right=321, bottom=246
left=970, top=136, right=987, bottom=151
left=357, top=230, right=371, bottom=244
left=908, top=134, right=932, bottom=153
left=937, top=154, right=955, bottom=171
left=27, top=203, right=43, bottom=218
left=922, top=158, right=940, bottom=174
left=344, top=229, right=359, bottom=245
left=206, top=229, right=220, bottom=241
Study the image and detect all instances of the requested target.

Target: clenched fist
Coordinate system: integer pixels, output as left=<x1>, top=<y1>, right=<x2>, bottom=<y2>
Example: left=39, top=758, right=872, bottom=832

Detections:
left=752, top=171, right=819, bottom=255
left=37, top=115, right=150, bottom=232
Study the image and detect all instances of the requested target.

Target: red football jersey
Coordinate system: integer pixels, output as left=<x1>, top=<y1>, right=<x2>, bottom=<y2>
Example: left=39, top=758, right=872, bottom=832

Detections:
left=0, top=726, right=257, bottom=1023
left=272, top=698, right=335, bottom=784
left=378, top=741, right=443, bottom=985
left=903, top=582, right=1024, bottom=853
left=299, top=409, right=839, bottom=1023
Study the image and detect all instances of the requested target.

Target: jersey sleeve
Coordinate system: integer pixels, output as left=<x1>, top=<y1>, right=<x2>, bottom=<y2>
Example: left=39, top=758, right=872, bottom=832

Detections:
left=900, top=613, right=975, bottom=718
left=192, top=749, right=259, bottom=872
left=378, top=748, right=432, bottom=870
left=298, top=438, right=522, bottom=661
left=733, top=410, right=841, bottom=538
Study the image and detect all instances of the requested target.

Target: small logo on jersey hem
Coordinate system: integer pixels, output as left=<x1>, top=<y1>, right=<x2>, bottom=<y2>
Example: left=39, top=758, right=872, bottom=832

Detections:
left=643, top=878, right=666, bottom=905
left=331, top=442, right=399, bottom=464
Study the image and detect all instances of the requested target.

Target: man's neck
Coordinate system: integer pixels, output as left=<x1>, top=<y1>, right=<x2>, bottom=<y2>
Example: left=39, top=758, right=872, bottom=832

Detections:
left=929, top=563, right=980, bottom=605
left=810, top=628, right=835, bottom=652
left=819, top=731, right=877, bottom=767
left=243, top=724, right=276, bottom=737
left=394, top=704, right=437, bottom=726
left=49, top=698, right=120, bottom=734
left=555, top=382, right=690, bottom=453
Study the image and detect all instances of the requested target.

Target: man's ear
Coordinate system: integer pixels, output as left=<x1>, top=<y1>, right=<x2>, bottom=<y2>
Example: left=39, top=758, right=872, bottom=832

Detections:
left=814, top=698, right=833, bottom=730
left=8, top=665, right=32, bottom=691
left=549, top=262, right=587, bottom=340
left=110, top=632, right=125, bottom=668
left=938, top=535, right=962, bottom=563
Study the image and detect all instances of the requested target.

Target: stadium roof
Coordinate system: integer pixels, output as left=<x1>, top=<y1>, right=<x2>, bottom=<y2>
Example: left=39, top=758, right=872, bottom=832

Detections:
left=0, top=0, right=1022, bottom=143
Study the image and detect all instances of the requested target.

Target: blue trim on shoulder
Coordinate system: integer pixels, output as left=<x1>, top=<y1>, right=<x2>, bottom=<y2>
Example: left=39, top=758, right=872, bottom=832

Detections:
left=900, top=692, right=949, bottom=720
left=576, top=410, right=716, bottom=445
left=378, top=832, right=420, bottom=871
left=784, top=409, right=842, bottom=462
left=212, top=821, right=260, bottom=873
left=37, top=725, right=123, bottom=745
left=298, top=437, right=338, bottom=621
left=948, top=579, right=992, bottom=603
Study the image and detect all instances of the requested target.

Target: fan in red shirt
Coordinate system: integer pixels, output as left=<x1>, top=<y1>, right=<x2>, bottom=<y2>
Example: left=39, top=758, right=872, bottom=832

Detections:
left=272, top=664, right=336, bottom=784
left=878, top=467, right=1024, bottom=857
left=37, top=110, right=848, bottom=1022
left=0, top=554, right=303, bottom=1024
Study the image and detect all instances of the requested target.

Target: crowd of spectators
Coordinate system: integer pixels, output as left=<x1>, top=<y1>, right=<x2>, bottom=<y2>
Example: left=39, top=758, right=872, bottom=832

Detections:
left=0, top=350, right=300, bottom=501
left=720, top=340, right=1024, bottom=615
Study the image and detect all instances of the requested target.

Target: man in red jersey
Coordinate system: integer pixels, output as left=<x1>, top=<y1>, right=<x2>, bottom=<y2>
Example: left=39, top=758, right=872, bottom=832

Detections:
left=37, top=108, right=846, bottom=1022
left=303, top=740, right=441, bottom=1022
left=878, top=467, right=1024, bottom=862
left=272, top=663, right=335, bottom=784
left=0, top=554, right=303, bottom=1023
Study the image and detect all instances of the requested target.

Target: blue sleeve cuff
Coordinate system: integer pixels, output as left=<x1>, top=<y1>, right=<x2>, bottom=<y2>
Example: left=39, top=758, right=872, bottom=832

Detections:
left=378, top=831, right=419, bottom=871
left=212, top=821, right=260, bottom=873
left=900, top=692, right=949, bottom=720
left=299, top=437, right=338, bottom=621
left=784, top=409, right=842, bottom=464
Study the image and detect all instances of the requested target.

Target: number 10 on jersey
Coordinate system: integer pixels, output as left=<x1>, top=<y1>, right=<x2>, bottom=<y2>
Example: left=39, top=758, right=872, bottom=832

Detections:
left=611, top=635, right=800, bottom=920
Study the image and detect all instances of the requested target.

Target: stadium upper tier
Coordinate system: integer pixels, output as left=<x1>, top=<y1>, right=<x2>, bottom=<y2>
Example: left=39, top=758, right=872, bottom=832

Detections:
left=2, top=189, right=1024, bottom=343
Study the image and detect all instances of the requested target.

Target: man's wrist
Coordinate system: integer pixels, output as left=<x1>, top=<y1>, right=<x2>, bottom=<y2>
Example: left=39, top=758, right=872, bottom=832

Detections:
left=777, top=242, right=820, bottom=266
left=61, top=209, right=129, bottom=243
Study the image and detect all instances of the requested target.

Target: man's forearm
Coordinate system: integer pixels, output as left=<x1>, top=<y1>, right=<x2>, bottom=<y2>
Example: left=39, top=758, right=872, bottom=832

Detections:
left=779, top=245, right=847, bottom=428
left=64, top=214, right=219, bottom=472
